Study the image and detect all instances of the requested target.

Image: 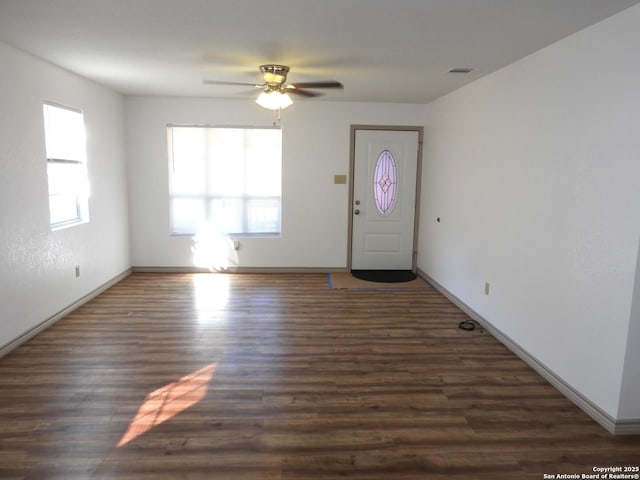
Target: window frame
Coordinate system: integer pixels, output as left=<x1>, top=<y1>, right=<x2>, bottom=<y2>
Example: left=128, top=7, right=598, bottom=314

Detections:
left=43, top=101, right=89, bottom=230
left=167, top=124, right=282, bottom=237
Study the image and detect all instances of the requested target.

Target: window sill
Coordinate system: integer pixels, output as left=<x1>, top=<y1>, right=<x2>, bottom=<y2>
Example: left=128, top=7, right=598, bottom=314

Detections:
left=51, top=218, right=89, bottom=231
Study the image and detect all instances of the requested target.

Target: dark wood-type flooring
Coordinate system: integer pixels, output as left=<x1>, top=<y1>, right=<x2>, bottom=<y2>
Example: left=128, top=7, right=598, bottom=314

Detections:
left=1, top=273, right=638, bottom=479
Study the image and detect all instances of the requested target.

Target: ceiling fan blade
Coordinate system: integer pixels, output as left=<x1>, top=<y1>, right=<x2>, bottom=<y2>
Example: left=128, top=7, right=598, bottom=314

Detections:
left=289, top=81, right=343, bottom=89
left=286, top=89, right=324, bottom=98
left=203, top=80, right=262, bottom=87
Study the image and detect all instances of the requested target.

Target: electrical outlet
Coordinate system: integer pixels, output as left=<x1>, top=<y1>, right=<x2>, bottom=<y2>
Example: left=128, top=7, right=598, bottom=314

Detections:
left=484, top=282, right=490, bottom=295
left=75, top=265, right=81, bottom=278
left=233, top=240, right=240, bottom=251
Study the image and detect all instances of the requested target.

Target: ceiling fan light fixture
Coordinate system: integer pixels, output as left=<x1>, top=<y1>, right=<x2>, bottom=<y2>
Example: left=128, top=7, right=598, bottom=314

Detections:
left=256, top=90, right=293, bottom=110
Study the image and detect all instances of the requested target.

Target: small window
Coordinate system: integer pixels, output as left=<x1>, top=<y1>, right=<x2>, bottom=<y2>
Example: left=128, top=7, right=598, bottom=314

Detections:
left=168, top=126, right=282, bottom=236
left=43, top=103, right=89, bottom=229
left=373, top=150, right=398, bottom=215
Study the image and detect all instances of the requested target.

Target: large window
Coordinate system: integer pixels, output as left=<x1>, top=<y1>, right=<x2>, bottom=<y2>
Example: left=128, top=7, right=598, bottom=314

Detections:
left=168, top=126, right=282, bottom=236
left=43, top=102, right=89, bottom=229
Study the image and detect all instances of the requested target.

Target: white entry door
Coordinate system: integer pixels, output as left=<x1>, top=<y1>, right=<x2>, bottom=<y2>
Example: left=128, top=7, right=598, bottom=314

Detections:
left=351, top=129, right=420, bottom=270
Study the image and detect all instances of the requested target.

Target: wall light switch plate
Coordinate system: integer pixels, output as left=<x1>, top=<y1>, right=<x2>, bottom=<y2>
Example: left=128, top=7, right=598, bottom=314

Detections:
left=334, top=174, right=347, bottom=184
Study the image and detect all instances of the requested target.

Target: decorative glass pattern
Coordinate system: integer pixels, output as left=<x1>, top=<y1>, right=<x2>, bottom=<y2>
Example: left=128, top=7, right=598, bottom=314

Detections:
left=373, top=150, right=398, bottom=215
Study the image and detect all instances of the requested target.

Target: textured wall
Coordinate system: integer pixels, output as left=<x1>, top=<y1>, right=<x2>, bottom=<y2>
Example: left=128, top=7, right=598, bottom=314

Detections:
left=418, top=5, right=640, bottom=419
left=0, top=42, right=130, bottom=349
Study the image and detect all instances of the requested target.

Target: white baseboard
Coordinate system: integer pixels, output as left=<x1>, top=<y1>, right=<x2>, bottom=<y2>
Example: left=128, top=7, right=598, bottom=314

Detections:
left=418, top=269, right=640, bottom=436
left=132, top=266, right=349, bottom=274
left=0, top=268, right=132, bottom=359
left=612, top=419, right=640, bottom=436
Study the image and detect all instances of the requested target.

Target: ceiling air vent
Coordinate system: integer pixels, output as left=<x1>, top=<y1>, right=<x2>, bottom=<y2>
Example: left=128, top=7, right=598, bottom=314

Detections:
left=448, top=68, right=474, bottom=74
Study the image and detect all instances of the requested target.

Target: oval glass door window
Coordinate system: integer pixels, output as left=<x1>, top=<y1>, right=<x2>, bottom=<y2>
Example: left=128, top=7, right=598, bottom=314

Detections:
left=373, top=150, right=398, bottom=215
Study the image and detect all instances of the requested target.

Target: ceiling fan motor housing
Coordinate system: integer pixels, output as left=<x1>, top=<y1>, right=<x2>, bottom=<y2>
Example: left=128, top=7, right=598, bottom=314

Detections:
left=260, top=64, right=290, bottom=86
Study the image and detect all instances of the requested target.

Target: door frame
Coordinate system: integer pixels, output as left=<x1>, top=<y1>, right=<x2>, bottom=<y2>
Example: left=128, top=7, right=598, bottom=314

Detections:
left=347, top=124, right=424, bottom=271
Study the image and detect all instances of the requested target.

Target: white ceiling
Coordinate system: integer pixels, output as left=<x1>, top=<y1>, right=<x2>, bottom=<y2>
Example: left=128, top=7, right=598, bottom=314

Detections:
left=1, top=0, right=639, bottom=104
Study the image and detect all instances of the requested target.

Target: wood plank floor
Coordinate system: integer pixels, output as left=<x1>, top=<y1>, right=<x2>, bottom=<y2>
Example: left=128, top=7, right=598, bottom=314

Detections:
left=0, top=273, right=638, bottom=479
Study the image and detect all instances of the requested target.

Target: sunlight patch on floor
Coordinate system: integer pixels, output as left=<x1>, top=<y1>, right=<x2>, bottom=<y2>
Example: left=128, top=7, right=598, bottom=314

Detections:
left=117, top=363, right=217, bottom=447
left=193, top=273, right=230, bottom=323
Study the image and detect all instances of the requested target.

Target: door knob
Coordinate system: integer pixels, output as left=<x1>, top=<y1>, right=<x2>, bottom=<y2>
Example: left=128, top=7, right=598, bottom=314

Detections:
left=354, top=209, right=360, bottom=215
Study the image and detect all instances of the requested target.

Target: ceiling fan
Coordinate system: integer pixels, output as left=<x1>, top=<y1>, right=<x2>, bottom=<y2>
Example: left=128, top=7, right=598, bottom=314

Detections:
left=204, top=64, right=343, bottom=110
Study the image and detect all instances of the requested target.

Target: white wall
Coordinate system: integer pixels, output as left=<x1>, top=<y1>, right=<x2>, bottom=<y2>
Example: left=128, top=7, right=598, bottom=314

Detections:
left=418, top=5, right=640, bottom=421
left=125, top=96, right=425, bottom=269
left=0, top=42, right=130, bottom=349
left=618, top=238, right=640, bottom=420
